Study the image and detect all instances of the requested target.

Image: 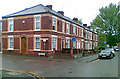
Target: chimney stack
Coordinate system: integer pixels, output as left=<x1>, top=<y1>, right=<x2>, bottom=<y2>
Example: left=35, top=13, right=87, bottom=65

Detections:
left=58, top=11, right=64, bottom=16
left=46, top=5, right=52, bottom=10
left=83, top=24, right=87, bottom=27
left=73, top=17, right=78, bottom=22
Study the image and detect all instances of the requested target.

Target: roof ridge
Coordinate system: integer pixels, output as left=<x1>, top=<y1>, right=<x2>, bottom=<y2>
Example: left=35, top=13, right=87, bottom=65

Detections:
left=2, top=4, right=45, bottom=18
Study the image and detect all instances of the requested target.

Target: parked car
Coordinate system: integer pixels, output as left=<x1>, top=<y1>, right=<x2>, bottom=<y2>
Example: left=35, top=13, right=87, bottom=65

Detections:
left=114, top=48, right=119, bottom=51
left=98, top=49, right=114, bottom=59
left=106, top=48, right=115, bottom=56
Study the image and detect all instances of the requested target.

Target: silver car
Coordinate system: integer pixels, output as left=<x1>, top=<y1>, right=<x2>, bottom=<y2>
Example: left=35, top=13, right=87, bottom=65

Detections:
left=98, top=49, right=114, bottom=59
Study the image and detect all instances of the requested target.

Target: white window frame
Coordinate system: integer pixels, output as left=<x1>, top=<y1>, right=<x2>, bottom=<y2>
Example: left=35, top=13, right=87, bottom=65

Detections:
left=52, top=37, right=57, bottom=50
left=73, top=26, right=76, bottom=35
left=1, top=22, right=2, bottom=31
left=8, top=18, right=14, bottom=32
left=77, top=28, right=78, bottom=36
left=66, top=39, right=69, bottom=48
left=52, top=17, right=57, bottom=31
left=66, top=23, right=69, bottom=34
left=78, top=41, right=80, bottom=49
left=73, top=41, right=76, bottom=48
left=62, top=21, right=65, bottom=33
left=77, top=41, right=79, bottom=49
left=8, top=35, right=14, bottom=50
left=61, top=38, right=64, bottom=49
left=34, top=35, right=41, bottom=51
left=35, top=16, right=41, bottom=31
left=81, top=41, right=84, bottom=49
left=81, top=28, right=83, bottom=37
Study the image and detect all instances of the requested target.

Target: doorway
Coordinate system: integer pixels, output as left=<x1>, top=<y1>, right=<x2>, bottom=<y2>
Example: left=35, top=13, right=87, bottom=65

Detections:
left=21, top=37, right=27, bottom=54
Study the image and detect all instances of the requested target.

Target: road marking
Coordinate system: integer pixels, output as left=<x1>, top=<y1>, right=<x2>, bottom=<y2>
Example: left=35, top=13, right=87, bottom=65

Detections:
left=90, top=59, right=100, bottom=63
left=0, top=68, right=45, bottom=79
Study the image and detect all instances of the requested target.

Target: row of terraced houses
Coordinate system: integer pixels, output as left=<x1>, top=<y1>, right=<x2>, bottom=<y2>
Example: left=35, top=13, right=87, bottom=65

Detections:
left=1, top=4, right=98, bottom=56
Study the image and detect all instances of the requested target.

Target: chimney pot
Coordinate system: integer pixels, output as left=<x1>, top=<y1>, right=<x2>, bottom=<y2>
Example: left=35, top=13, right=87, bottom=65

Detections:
left=73, top=17, right=78, bottom=22
left=46, top=5, right=52, bottom=10
left=83, top=24, right=87, bottom=27
left=58, top=11, right=64, bottom=16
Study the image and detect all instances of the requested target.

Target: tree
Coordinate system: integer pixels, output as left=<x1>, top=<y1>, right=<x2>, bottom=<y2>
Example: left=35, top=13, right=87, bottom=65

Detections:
left=91, top=3, right=119, bottom=47
left=78, top=19, right=83, bottom=25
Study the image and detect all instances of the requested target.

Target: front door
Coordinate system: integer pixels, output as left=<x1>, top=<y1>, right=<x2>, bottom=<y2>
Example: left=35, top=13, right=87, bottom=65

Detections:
left=21, top=37, right=27, bottom=54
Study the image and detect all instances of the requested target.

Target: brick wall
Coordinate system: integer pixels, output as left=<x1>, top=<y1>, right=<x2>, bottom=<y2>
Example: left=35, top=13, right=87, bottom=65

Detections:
left=14, top=18, right=34, bottom=31
left=41, top=16, right=52, bottom=30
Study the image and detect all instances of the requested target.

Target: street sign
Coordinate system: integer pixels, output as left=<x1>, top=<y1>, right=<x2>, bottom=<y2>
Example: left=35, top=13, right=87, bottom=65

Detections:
left=104, top=41, right=106, bottom=43
left=72, top=37, right=76, bottom=42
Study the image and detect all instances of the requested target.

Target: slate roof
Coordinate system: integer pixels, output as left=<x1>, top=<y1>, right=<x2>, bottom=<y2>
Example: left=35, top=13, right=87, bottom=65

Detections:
left=2, top=4, right=97, bottom=34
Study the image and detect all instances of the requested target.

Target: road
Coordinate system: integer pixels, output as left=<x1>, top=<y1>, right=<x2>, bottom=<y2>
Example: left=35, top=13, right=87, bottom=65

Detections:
left=1, top=51, right=119, bottom=78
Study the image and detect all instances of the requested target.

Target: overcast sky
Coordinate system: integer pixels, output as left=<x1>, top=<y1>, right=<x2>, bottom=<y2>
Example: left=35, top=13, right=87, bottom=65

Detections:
left=0, top=0, right=119, bottom=25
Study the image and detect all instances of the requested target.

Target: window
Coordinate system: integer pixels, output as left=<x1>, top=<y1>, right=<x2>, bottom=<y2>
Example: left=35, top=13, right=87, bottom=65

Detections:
left=61, top=38, right=64, bottom=49
left=85, top=42, right=88, bottom=50
left=73, top=26, right=76, bottom=35
left=52, top=37, right=57, bottom=50
left=77, top=41, right=79, bottom=49
left=62, top=22, right=64, bottom=33
left=1, top=22, right=2, bottom=31
left=8, top=19, right=13, bottom=32
left=73, top=41, right=76, bottom=48
left=81, top=29, right=83, bottom=37
left=66, top=23, right=69, bottom=34
left=77, top=28, right=79, bottom=36
left=66, top=39, right=69, bottom=48
left=78, top=41, right=80, bottom=49
left=8, top=37, right=13, bottom=49
left=35, top=37, right=40, bottom=49
left=96, top=35, right=98, bottom=41
left=52, top=18, right=57, bottom=31
left=81, top=41, right=84, bottom=49
left=35, top=16, right=40, bottom=30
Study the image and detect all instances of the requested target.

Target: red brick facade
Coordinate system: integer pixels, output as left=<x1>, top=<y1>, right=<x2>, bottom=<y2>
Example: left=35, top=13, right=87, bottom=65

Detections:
left=2, top=5, right=98, bottom=56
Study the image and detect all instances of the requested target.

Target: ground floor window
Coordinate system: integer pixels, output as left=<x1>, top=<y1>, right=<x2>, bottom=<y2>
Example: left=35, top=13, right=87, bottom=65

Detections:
left=35, top=37, right=40, bottom=49
left=78, top=41, right=80, bottom=49
left=61, top=38, right=64, bottom=49
left=9, top=37, right=13, bottom=49
left=66, top=39, right=69, bottom=48
left=81, top=41, right=84, bottom=49
left=85, top=42, right=88, bottom=50
left=73, top=41, right=76, bottom=48
left=52, top=37, right=57, bottom=50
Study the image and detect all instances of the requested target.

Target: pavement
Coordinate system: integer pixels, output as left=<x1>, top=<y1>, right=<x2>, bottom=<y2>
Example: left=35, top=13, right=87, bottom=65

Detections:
left=1, top=53, right=99, bottom=63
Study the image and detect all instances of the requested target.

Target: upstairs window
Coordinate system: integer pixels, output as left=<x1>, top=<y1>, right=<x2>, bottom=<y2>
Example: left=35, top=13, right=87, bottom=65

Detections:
left=52, top=17, right=57, bottom=31
left=81, top=29, right=83, bottom=37
left=8, top=19, right=14, bottom=32
left=66, top=23, right=69, bottom=34
left=1, top=22, right=2, bottom=31
left=62, top=21, right=64, bottom=33
left=73, top=26, right=76, bottom=35
left=35, top=16, right=40, bottom=30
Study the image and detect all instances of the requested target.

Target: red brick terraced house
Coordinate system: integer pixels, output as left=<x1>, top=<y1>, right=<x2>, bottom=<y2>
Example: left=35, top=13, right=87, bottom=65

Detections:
left=2, top=4, right=98, bottom=56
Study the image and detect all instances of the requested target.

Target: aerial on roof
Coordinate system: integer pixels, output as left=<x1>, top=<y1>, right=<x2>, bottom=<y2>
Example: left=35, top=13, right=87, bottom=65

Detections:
left=2, top=4, right=97, bottom=34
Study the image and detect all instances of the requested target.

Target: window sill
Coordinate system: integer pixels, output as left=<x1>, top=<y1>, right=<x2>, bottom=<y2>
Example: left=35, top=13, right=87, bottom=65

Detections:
left=7, top=48, right=14, bottom=50
left=8, top=31, right=13, bottom=33
left=33, top=49, right=41, bottom=51
left=34, top=29, right=40, bottom=31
